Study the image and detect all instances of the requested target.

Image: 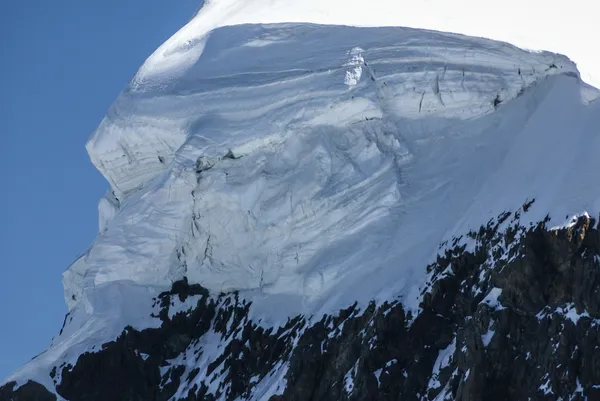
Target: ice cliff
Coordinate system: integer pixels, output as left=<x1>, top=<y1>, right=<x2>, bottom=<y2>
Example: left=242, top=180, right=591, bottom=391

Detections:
left=3, top=2, right=600, bottom=400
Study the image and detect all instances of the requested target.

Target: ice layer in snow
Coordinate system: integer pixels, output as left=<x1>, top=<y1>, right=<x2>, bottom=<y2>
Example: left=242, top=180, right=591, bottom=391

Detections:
left=70, top=20, right=600, bottom=322
left=5, top=3, right=600, bottom=392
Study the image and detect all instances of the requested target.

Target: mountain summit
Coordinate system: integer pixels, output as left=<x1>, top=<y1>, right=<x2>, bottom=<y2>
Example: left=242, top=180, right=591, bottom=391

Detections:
left=2, top=3, right=600, bottom=401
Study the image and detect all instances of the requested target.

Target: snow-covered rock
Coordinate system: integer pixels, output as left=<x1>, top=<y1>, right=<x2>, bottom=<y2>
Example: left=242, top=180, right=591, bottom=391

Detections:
left=4, top=1, right=600, bottom=397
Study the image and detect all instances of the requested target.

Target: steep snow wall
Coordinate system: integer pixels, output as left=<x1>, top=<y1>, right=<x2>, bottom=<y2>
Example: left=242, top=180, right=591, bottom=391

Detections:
left=3, top=19, right=599, bottom=396
left=87, top=0, right=600, bottom=200
left=68, top=21, right=599, bottom=318
left=126, top=0, right=600, bottom=89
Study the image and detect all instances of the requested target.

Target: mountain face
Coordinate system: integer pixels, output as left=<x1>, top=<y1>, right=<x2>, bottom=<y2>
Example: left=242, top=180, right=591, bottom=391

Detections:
left=5, top=207, right=600, bottom=401
left=2, top=8, right=600, bottom=401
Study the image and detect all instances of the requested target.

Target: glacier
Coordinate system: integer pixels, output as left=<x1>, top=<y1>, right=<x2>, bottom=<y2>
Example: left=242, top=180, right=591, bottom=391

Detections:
left=3, top=0, right=600, bottom=397
left=70, top=21, right=599, bottom=319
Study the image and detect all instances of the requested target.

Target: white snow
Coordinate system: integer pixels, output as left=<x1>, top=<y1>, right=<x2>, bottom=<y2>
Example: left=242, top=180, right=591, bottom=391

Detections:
left=536, top=303, right=590, bottom=325
left=247, top=361, right=289, bottom=400
left=344, top=360, right=359, bottom=393
left=3, top=282, right=162, bottom=394
left=167, top=317, right=291, bottom=401
left=427, top=338, right=456, bottom=390
left=135, top=0, right=600, bottom=89
left=550, top=212, right=591, bottom=231
left=167, top=294, right=205, bottom=319
left=344, top=47, right=364, bottom=88
left=373, top=368, right=383, bottom=386
left=480, top=288, right=505, bottom=310
left=562, top=304, right=590, bottom=325
left=557, top=304, right=589, bottom=325
left=431, top=368, right=459, bottom=401
left=46, top=18, right=600, bottom=392
left=482, top=329, right=495, bottom=347
left=64, top=19, right=600, bottom=326
left=6, top=0, right=600, bottom=394
left=539, top=377, right=553, bottom=395
left=97, top=189, right=119, bottom=234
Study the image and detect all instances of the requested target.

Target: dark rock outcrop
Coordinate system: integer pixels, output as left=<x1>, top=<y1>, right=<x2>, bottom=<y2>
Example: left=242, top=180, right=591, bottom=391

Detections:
left=2, top=202, right=600, bottom=401
left=0, top=381, right=56, bottom=401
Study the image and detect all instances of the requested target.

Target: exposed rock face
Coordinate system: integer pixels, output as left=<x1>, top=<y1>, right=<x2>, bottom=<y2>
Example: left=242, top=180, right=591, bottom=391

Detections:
left=3, top=203, right=600, bottom=401
left=0, top=381, right=56, bottom=401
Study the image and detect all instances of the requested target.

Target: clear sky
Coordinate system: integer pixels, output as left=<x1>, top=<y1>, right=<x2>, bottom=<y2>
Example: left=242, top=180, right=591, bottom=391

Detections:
left=0, top=0, right=198, bottom=380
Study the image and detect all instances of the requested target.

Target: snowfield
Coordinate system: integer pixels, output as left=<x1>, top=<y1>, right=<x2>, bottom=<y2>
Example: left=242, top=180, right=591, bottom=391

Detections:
left=136, top=0, right=600, bottom=89
left=75, top=22, right=599, bottom=320
left=5, top=0, right=600, bottom=392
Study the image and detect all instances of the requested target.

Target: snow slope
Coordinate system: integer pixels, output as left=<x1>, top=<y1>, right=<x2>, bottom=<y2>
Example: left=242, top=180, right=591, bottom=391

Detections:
left=71, top=19, right=600, bottom=321
left=5, top=2, right=600, bottom=392
left=139, top=0, right=600, bottom=88
left=87, top=0, right=600, bottom=199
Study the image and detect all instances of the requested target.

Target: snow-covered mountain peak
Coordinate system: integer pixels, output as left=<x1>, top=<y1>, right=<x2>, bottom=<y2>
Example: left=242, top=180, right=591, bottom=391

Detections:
left=133, top=0, right=600, bottom=88
left=87, top=22, right=578, bottom=200
left=4, top=5, right=600, bottom=399
left=73, top=20, right=594, bottom=320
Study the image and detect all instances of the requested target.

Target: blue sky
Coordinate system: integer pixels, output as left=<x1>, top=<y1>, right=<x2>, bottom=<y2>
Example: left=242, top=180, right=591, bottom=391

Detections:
left=0, top=0, right=198, bottom=380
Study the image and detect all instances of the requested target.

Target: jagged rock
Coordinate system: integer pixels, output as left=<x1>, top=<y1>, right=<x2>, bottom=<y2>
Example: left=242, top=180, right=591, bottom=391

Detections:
left=0, top=381, right=56, bottom=401
left=3, top=208, right=600, bottom=401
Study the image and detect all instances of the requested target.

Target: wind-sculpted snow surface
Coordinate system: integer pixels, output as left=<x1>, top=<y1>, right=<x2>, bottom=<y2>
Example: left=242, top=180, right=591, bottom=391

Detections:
left=7, top=208, right=600, bottom=401
left=3, top=17, right=600, bottom=399
left=72, top=23, right=595, bottom=319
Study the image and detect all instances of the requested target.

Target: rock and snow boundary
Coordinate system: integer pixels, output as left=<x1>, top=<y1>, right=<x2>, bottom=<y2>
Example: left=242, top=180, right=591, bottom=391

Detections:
left=5, top=202, right=600, bottom=400
left=2, top=3, right=600, bottom=399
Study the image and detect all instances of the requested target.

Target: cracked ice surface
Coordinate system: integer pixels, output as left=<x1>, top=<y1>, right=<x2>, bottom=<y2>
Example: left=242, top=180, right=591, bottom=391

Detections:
left=70, top=22, right=598, bottom=322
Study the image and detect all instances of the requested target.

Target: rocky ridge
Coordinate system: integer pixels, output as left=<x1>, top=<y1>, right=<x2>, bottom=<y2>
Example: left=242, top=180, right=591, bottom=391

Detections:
left=3, top=200, right=600, bottom=401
